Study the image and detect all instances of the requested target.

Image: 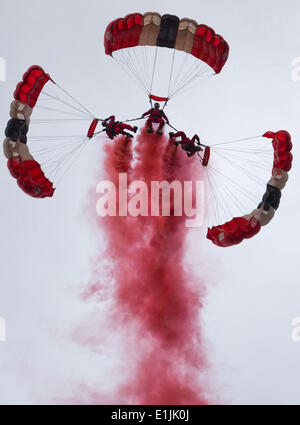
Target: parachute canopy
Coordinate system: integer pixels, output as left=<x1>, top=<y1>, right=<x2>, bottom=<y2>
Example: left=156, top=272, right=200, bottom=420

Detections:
left=105, top=13, right=229, bottom=73
left=4, top=66, right=99, bottom=198
left=4, top=66, right=55, bottom=198
left=104, top=12, right=229, bottom=100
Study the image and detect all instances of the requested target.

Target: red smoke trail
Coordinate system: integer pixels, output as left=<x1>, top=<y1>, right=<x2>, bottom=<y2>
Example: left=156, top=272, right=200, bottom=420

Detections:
left=86, top=128, right=209, bottom=404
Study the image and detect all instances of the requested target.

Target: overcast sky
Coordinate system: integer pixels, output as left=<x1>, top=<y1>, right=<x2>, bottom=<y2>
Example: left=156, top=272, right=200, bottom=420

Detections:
left=0, top=0, right=300, bottom=404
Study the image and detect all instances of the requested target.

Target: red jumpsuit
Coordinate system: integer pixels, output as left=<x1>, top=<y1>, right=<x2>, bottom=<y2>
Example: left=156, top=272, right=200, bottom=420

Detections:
left=105, top=115, right=136, bottom=139
left=142, top=108, right=168, bottom=132
left=173, top=132, right=202, bottom=157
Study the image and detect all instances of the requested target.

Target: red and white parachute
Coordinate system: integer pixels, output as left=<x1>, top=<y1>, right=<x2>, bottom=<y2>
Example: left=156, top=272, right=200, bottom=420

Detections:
left=4, top=66, right=55, bottom=198
left=203, top=131, right=293, bottom=247
left=4, top=66, right=101, bottom=198
left=104, top=12, right=229, bottom=102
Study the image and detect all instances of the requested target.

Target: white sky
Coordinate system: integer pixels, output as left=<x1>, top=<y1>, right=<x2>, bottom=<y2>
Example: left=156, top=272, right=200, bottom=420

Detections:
left=0, top=0, right=300, bottom=404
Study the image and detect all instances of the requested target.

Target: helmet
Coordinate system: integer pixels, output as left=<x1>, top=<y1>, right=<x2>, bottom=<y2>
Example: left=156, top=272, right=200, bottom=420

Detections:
left=154, top=102, right=160, bottom=108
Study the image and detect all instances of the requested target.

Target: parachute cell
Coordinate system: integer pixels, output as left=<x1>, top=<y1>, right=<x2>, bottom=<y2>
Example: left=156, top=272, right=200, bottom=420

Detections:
left=14, top=66, right=51, bottom=108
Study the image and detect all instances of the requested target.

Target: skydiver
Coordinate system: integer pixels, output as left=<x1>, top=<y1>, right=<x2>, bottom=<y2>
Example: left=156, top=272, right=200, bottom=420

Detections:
left=102, top=115, right=138, bottom=140
left=169, top=131, right=203, bottom=157
left=142, top=103, right=169, bottom=135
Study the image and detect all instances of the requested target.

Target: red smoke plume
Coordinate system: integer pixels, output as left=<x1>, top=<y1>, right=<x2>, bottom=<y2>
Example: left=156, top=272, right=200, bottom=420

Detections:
left=85, top=128, right=209, bottom=404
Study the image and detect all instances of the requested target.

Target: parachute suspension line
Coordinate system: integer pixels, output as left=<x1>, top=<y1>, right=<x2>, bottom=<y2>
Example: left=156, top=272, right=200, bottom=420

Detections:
left=214, top=149, right=271, bottom=172
left=209, top=167, right=252, bottom=218
left=162, top=99, right=169, bottom=111
left=90, top=128, right=106, bottom=138
left=205, top=170, right=228, bottom=226
left=149, top=46, right=158, bottom=96
left=141, top=46, right=151, bottom=88
left=169, top=58, right=213, bottom=98
left=202, top=132, right=278, bottom=226
left=202, top=171, right=217, bottom=226
left=127, top=48, right=149, bottom=93
left=132, top=47, right=149, bottom=92
left=123, top=117, right=145, bottom=123
left=213, top=149, right=267, bottom=186
left=54, top=140, right=90, bottom=186
left=42, top=138, right=87, bottom=183
left=202, top=171, right=218, bottom=228
left=41, top=91, right=93, bottom=118
left=140, top=46, right=147, bottom=80
left=210, top=135, right=262, bottom=147
left=167, top=49, right=176, bottom=99
left=137, top=46, right=149, bottom=88
left=208, top=168, right=259, bottom=227
left=40, top=141, right=86, bottom=181
left=35, top=105, right=89, bottom=119
left=123, top=49, right=148, bottom=93
left=208, top=168, right=246, bottom=218
left=31, top=118, right=90, bottom=124
left=166, top=122, right=179, bottom=132
left=205, top=167, right=243, bottom=227
left=214, top=146, right=272, bottom=155
left=180, top=60, right=212, bottom=86
left=38, top=138, right=86, bottom=167
left=170, top=67, right=214, bottom=99
left=208, top=164, right=261, bottom=204
left=114, top=52, right=148, bottom=95
left=38, top=146, right=85, bottom=176
left=30, top=135, right=86, bottom=141
left=170, top=53, right=189, bottom=93
left=113, top=56, right=147, bottom=95
left=170, top=56, right=201, bottom=95
left=32, top=138, right=85, bottom=156
left=171, top=73, right=214, bottom=101
left=53, top=82, right=95, bottom=118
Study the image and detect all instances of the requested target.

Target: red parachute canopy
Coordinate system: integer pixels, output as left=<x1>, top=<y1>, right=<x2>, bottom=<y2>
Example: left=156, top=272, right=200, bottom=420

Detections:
left=4, top=66, right=55, bottom=198
left=104, top=13, right=229, bottom=74
left=207, top=131, right=293, bottom=247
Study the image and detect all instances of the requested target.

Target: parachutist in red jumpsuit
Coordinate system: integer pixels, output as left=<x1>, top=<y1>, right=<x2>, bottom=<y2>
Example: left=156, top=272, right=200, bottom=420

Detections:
left=142, top=103, right=169, bottom=135
left=102, top=115, right=138, bottom=140
left=170, top=131, right=203, bottom=157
